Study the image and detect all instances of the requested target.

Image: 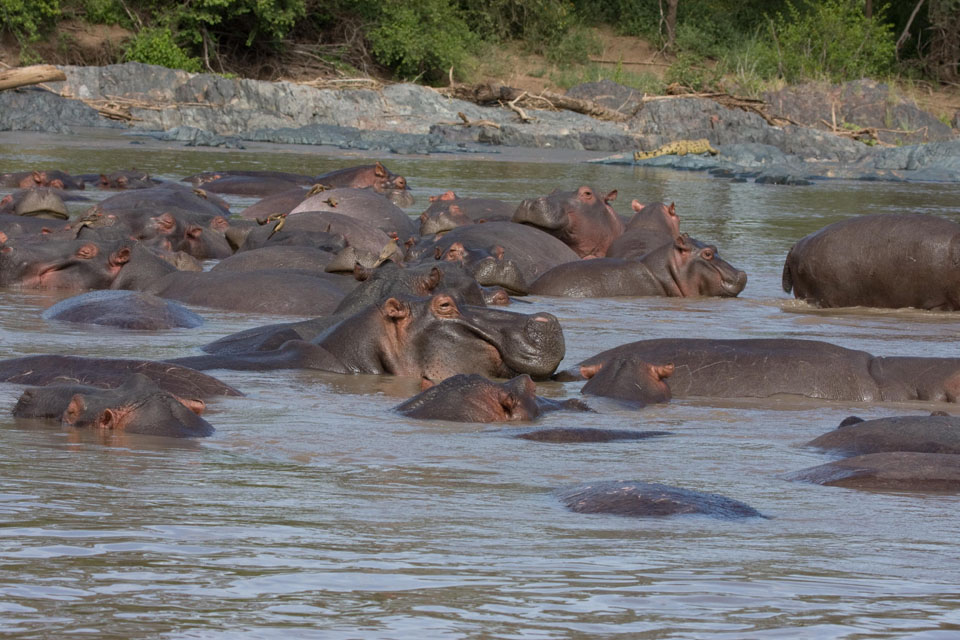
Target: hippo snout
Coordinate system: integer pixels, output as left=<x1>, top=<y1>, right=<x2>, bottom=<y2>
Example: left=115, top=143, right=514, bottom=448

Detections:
left=723, top=270, right=748, bottom=296
left=506, top=312, right=565, bottom=379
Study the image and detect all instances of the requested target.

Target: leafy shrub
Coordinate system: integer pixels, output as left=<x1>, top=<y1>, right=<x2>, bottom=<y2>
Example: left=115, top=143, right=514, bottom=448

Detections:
left=170, top=0, right=307, bottom=51
left=123, top=27, right=202, bottom=72
left=82, top=0, right=127, bottom=25
left=368, top=0, right=478, bottom=82
left=461, top=0, right=574, bottom=47
left=757, top=0, right=896, bottom=82
left=545, top=25, right=602, bottom=66
left=0, top=0, right=59, bottom=42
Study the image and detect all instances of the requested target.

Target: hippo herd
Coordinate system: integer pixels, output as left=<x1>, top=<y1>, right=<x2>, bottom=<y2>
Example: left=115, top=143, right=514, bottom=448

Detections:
left=3, top=160, right=960, bottom=520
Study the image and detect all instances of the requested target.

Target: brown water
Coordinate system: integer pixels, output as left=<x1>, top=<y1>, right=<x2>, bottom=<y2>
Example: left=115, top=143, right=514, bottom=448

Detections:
left=2, top=131, right=960, bottom=638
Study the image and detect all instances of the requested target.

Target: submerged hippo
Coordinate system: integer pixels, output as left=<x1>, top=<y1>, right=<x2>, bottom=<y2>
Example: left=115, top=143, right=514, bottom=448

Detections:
left=580, top=355, right=673, bottom=406
left=171, top=294, right=566, bottom=385
left=313, top=162, right=413, bottom=207
left=513, top=186, right=623, bottom=258
left=395, top=374, right=588, bottom=422
left=13, top=374, right=213, bottom=438
left=806, top=414, right=960, bottom=456
left=0, top=355, right=242, bottom=398
left=528, top=235, right=747, bottom=298
left=514, top=428, right=672, bottom=443
left=782, top=452, right=960, bottom=492
left=782, top=213, right=960, bottom=310
left=561, top=338, right=960, bottom=405
left=43, top=290, right=204, bottom=330
left=419, top=191, right=515, bottom=235
left=556, top=481, right=763, bottom=518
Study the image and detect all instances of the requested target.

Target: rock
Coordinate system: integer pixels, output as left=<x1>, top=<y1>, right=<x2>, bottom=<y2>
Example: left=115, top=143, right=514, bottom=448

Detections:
left=565, top=79, right=643, bottom=115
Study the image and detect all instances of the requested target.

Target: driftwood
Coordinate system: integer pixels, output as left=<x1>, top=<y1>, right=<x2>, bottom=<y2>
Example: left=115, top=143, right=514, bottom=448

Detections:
left=642, top=85, right=798, bottom=127
left=0, top=65, right=66, bottom=91
left=442, top=82, right=629, bottom=122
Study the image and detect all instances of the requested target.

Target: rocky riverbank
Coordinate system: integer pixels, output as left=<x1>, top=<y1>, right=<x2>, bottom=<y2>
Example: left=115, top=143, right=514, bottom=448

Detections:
left=0, top=63, right=958, bottom=182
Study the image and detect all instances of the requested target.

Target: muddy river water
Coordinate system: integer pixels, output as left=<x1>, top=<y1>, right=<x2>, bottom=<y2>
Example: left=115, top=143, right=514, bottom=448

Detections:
left=1, top=131, right=960, bottom=638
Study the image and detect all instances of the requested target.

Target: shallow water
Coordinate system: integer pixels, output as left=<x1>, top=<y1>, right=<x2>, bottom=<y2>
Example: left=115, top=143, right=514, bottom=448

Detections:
left=2, top=131, right=960, bottom=638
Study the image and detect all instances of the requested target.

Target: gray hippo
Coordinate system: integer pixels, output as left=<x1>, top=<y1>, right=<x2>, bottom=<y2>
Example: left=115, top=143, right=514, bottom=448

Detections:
left=556, top=481, right=763, bottom=518
left=513, top=185, right=624, bottom=258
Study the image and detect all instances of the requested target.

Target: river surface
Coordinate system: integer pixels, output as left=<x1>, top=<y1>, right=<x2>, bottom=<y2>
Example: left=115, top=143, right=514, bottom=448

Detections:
left=2, top=131, right=960, bottom=639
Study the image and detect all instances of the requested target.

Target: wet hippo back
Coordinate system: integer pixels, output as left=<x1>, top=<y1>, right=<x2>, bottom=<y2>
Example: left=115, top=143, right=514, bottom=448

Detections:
left=43, top=290, right=204, bottom=329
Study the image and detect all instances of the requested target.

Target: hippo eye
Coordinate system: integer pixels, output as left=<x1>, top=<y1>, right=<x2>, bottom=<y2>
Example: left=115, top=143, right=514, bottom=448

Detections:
left=701, top=249, right=714, bottom=260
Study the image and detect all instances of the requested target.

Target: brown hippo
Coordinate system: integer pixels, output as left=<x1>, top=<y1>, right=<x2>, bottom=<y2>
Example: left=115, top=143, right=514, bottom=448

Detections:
left=782, top=213, right=960, bottom=310
left=606, top=201, right=681, bottom=259
left=181, top=173, right=306, bottom=197
left=211, top=246, right=338, bottom=274
left=782, top=452, right=960, bottom=492
left=556, top=481, right=763, bottom=518
left=0, top=355, right=242, bottom=398
left=560, top=338, right=960, bottom=405
left=313, top=161, right=413, bottom=206
left=806, top=414, right=960, bottom=456
left=183, top=170, right=315, bottom=188
left=13, top=374, right=214, bottom=438
left=171, top=294, right=566, bottom=384
left=395, top=374, right=588, bottom=422
left=290, top=187, right=418, bottom=241
left=0, top=236, right=135, bottom=290
left=580, top=355, right=674, bottom=406
left=1, top=169, right=85, bottom=190
left=239, top=187, right=309, bottom=220
left=528, top=235, right=747, bottom=298
left=513, top=186, right=624, bottom=258
left=97, top=170, right=158, bottom=190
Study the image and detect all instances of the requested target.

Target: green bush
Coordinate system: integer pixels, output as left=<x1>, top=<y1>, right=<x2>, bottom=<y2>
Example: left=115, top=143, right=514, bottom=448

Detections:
left=82, top=0, right=127, bottom=25
left=0, top=0, right=59, bottom=42
left=368, top=0, right=478, bottom=82
left=123, top=27, right=202, bottom=72
left=170, top=0, right=306, bottom=50
left=757, top=0, right=896, bottom=82
left=460, top=0, right=574, bottom=47
left=545, top=25, right=602, bottom=66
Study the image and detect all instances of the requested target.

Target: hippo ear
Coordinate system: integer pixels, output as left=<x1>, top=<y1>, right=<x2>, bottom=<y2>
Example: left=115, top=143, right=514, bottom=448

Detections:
left=383, top=297, right=409, bottom=319
left=674, top=235, right=692, bottom=253
left=491, top=245, right=505, bottom=261
left=579, top=363, right=604, bottom=379
left=98, top=408, right=118, bottom=430
left=110, top=247, right=131, bottom=267
left=631, top=199, right=644, bottom=213
left=210, top=216, right=229, bottom=232
left=419, top=377, right=434, bottom=391
left=185, top=225, right=203, bottom=240
left=668, top=202, right=677, bottom=217
left=99, top=173, right=109, bottom=186
left=434, top=246, right=443, bottom=260
left=176, top=396, right=206, bottom=415
left=499, top=391, right=520, bottom=415
left=76, top=243, right=99, bottom=259
left=0, top=231, right=7, bottom=244
left=653, top=363, right=675, bottom=380
left=418, top=266, right=443, bottom=293
left=428, top=194, right=440, bottom=203
left=154, top=213, right=177, bottom=234
left=603, top=190, right=618, bottom=203
left=62, top=394, right=86, bottom=425
left=374, top=161, right=387, bottom=178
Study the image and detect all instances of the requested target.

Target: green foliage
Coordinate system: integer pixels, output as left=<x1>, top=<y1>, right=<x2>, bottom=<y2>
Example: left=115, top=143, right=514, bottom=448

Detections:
left=665, top=52, right=724, bottom=91
left=545, top=25, right=601, bottom=66
left=0, top=0, right=59, bottom=42
left=550, top=62, right=664, bottom=93
left=368, top=0, right=478, bottom=83
left=168, top=0, right=306, bottom=50
left=123, top=27, right=202, bottom=72
left=82, top=0, right=127, bottom=25
left=460, top=0, right=574, bottom=47
left=756, top=0, right=896, bottom=82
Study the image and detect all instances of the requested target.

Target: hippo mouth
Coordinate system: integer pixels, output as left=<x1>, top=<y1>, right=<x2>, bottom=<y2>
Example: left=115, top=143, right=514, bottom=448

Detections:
left=718, top=268, right=748, bottom=297
left=456, top=312, right=565, bottom=379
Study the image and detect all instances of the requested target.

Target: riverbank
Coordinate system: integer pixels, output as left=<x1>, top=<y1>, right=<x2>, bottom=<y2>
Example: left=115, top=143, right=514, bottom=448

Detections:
left=0, top=62, right=958, bottom=182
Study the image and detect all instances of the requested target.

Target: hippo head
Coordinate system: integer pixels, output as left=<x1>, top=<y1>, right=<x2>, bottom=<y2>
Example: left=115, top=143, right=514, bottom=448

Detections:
left=514, top=186, right=622, bottom=258
left=667, top=235, right=747, bottom=297
left=419, top=203, right=473, bottom=236
left=14, top=188, right=69, bottom=219
left=333, top=261, right=485, bottom=316
left=372, top=162, right=414, bottom=207
left=395, top=373, right=542, bottom=422
left=440, top=242, right=528, bottom=294
left=60, top=374, right=213, bottom=438
left=0, top=238, right=132, bottom=289
left=317, top=293, right=565, bottom=384
left=580, top=356, right=673, bottom=405
left=629, top=200, right=680, bottom=237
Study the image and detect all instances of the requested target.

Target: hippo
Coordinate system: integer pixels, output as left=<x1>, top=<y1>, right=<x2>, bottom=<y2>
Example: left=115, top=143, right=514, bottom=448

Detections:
left=239, top=187, right=308, bottom=220
left=782, top=213, right=960, bottom=310
left=419, top=191, right=514, bottom=235
left=1, top=170, right=85, bottom=190
left=199, top=261, right=490, bottom=355
left=13, top=374, right=214, bottom=438
left=806, top=414, right=960, bottom=456
left=183, top=174, right=305, bottom=197
left=92, top=183, right=230, bottom=219
left=43, top=290, right=204, bottom=330
left=0, top=355, right=242, bottom=398
left=210, top=246, right=338, bottom=274
left=513, top=186, right=623, bottom=258
left=395, top=374, right=588, bottom=422
left=0, top=236, right=135, bottom=290
left=290, top=187, right=419, bottom=241
left=513, top=427, right=672, bottom=443
left=556, top=481, right=764, bottom=518
left=0, top=188, right=70, bottom=219
left=183, top=170, right=315, bottom=187
left=606, top=201, right=681, bottom=259
left=528, top=235, right=747, bottom=298
left=560, top=338, right=960, bottom=405
left=97, top=170, right=158, bottom=190
left=579, top=355, right=673, bottom=406
left=237, top=211, right=383, bottom=257
left=172, top=294, right=566, bottom=384
left=313, top=162, right=413, bottom=206
left=406, top=221, right=578, bottom=285
left=144, top=269, right=353, bottom=316
left=782, top=452, right=960, bottom=492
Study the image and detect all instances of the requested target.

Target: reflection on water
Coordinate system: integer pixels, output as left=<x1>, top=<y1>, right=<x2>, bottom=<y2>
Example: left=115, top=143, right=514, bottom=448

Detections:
left=2, top=132, right=960, bottom=638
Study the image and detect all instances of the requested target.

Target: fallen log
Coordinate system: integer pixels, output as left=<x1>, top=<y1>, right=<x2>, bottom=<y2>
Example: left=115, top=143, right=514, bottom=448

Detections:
left=0, top=65, right=66, bottom=91
left=442, top=82, right=629, bottom=122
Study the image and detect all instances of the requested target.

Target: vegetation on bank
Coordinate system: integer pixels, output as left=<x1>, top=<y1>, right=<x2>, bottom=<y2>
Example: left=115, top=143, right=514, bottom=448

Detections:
left=1, top=0, right=958, bottom=94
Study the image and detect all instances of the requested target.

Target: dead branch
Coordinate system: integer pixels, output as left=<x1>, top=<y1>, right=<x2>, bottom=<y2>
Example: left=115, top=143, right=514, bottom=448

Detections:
left=505, top=91, right=534, bottom=123
left=0, top=65, right=66, bottom=91
left=441, top=82, right=628, bottom=122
